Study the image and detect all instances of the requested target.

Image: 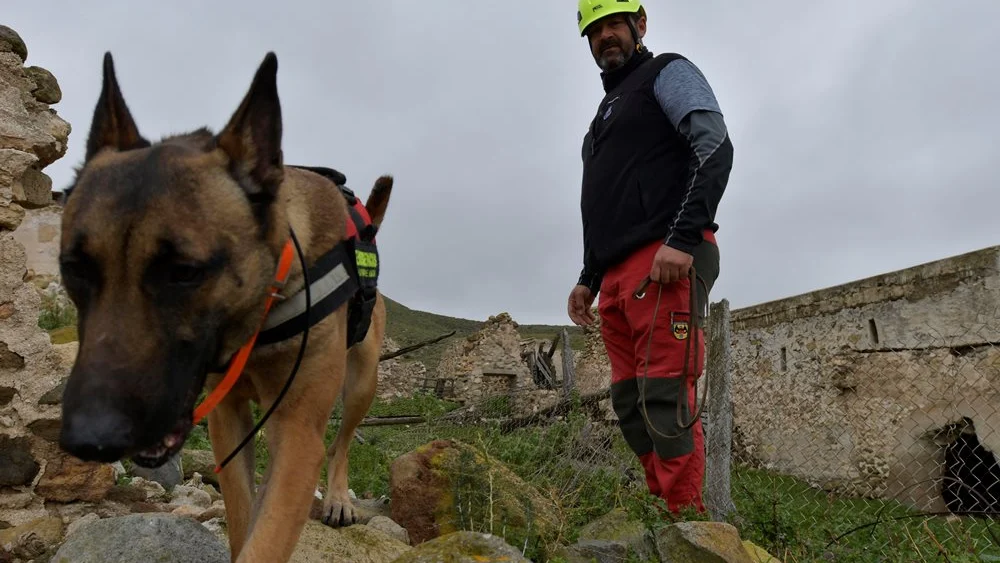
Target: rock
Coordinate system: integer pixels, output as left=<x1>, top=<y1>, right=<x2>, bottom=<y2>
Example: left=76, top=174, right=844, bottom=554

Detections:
left=65, top=513, right=100, bottom=538
left=390, top=531, right=529, bottom=562
left=655, top=521, right=753, bottom=563
left=742, top=540, right=781, bottom=562
left=24, top=66, right=61, bottom=104
left=26, top=416, right=60, bottom=442
left=289, top=520, right=411, bottom=563
left=0, top=435, right=39, bottom=487
left=0, top=203, right=24, bottom=231
left=37, top=378, right=65, bottom=405
left=51, top=513, right=230, bottom=563
left=0, top=515, right=62, bottom=548
left=551, top=539, right=630, bottom=563
left=0, top=386, right=14, bottom=406
left=389, top=439, right=561, bottom=551
left=200, top=517, right=227, bottom=544
left=35, top=452, right=116, bottom=503
left=182, top=449, right=219, bottom=486
left=0, top=26, right=27, bottom=62
left=0, top=342, right=24, bottom=370
left=169, top=484, right=212, bottom=509
left=126, top=476, right=170, bottom=503
left=366, top=515, right=410, bottom=545
left=12, top=166, right=53, bottom=208
left=575, top=507, right=657, bottom=561
left=132, top=451, right=184, bottom=490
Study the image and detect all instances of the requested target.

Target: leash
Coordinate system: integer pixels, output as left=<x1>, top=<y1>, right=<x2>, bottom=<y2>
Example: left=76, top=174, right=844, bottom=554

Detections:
left=631, top=267, right=710, bottom=440
left=190, top=227, right=313, bottom=474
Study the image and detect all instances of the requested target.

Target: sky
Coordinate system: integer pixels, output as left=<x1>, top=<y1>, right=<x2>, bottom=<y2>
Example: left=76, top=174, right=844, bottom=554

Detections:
left=6, top=0, right=999, bottom=325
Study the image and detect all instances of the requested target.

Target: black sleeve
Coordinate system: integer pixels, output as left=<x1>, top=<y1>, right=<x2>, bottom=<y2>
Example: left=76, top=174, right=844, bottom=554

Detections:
left=662, top=109, right=734, bottom=254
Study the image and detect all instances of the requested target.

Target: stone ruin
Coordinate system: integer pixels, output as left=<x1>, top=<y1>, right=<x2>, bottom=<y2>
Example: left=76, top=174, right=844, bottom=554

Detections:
left=0, top=25, right=120, bottom=530
left=376, top=335, right=428, bottom=401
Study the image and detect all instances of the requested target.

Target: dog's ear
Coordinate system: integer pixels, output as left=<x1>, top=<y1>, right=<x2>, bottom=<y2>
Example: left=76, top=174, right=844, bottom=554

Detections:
left=84, top=52, right=151, bottom=162
left=216, top=52, right=284, bottom=203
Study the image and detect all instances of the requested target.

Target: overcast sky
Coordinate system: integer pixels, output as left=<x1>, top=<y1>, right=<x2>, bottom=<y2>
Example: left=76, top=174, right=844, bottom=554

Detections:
left=6, top=0, right=999, bottom=325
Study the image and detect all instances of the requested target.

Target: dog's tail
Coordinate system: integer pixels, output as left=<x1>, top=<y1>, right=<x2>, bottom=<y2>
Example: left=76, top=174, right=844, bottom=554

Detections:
left=365, top=175, right=393, bottom=228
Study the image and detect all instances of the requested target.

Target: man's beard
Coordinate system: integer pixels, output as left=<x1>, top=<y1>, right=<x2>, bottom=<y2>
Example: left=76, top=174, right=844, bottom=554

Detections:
left=595, top=38, right=633, bottom=71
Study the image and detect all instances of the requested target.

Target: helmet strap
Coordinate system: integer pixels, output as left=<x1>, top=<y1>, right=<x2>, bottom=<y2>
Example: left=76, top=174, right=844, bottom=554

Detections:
left=626, top=15, right=646, bottom=54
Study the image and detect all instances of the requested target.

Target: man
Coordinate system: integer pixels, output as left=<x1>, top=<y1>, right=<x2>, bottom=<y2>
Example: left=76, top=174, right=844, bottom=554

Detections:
left=567, top=0, right=733, bottom=515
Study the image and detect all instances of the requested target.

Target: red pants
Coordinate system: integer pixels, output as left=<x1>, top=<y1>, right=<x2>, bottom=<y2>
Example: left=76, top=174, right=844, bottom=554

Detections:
left=598, top=233, right=715, bottom=514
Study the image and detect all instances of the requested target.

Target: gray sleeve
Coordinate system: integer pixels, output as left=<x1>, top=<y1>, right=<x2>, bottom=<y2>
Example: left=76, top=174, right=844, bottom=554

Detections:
left=653, top=59, right=723, bottom=129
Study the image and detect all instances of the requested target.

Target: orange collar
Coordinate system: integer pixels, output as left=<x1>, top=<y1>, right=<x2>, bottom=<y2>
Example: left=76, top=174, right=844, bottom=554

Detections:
left=192, top=238, right=296, bottom=425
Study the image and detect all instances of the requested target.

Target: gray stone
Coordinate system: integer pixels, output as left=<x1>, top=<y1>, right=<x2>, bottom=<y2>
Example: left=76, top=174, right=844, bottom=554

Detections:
left=12, top=166, right=52, bottom=209
left=553, top=539, right=631, bottom=563
left=366, top=515, right=410, bottom=545
left=655, top=521, right=752, bottom=563
left=131, top=451, right=184, bottom=490
left=24, top=66, right=61, bottom=104
left=0, top=435, right=39, bottom=486
left=51, top=513, right=230, bottom=563
left=38, top=378, right=65, bottom=405
left=390, top=531, right=529, bottom=563
left=0, top=25, right=27, bottom=62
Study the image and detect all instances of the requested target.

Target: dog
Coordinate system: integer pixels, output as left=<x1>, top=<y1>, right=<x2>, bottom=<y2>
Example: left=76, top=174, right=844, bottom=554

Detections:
left=56, top=51, right=393, bottom=562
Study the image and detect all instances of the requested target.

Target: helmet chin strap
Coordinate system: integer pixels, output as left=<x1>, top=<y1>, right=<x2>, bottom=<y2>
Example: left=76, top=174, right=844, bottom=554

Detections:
left=626, top=15, right=646, bottom=54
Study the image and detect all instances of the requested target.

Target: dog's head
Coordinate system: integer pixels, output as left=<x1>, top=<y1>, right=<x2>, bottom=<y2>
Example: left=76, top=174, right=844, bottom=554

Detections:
left=58, top=52, right=289, bottom=468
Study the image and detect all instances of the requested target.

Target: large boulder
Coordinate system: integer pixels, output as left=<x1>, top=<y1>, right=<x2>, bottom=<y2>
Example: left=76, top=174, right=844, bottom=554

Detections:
left=390, top=531, right=529, bottom=563
left=290, top=520, right=411, bottom=563
left=50, top=513, right=230, bottom=563
left=655, top=521, right=753, bottom=563
left=389, top=439, right=562, bottom=555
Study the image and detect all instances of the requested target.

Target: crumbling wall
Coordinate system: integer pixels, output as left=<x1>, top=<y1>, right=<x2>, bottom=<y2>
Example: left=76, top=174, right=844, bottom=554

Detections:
left=376, top=335, right=428, bottom=401
left=730, top=245, right=1000, bottom=511
left=435, top=313, right=558, bottom=415
left=0, top=24, right=117, bottom=529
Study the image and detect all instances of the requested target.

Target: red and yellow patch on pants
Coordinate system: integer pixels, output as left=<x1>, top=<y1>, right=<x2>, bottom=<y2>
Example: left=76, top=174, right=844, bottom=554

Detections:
left=597, top=231, right=717, bottom=515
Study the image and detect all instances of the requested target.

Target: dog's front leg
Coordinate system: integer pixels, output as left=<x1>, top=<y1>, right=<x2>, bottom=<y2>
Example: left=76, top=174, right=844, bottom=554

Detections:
left=206, top=396, right=257, bottom=559
left=235, top=347, right=343, bottom=563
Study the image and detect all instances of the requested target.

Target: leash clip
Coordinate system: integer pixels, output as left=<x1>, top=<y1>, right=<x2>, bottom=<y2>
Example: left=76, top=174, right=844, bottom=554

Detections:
left=632, top=276, right=652, bottom=300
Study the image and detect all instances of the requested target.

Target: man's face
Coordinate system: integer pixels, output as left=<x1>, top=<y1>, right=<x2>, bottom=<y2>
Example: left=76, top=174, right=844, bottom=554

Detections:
left=585, top=13, right=647, bottom=72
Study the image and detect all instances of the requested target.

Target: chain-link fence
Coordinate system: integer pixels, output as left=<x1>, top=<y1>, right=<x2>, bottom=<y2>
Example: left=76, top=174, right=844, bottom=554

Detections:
left=351, top=281, right=999, bottom=561
left=718, top=297, right=1000, bottom=562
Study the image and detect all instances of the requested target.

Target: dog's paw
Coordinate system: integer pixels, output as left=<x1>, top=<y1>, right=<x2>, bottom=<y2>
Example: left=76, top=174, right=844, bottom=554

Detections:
left=321, top=496, right=362, bottom=528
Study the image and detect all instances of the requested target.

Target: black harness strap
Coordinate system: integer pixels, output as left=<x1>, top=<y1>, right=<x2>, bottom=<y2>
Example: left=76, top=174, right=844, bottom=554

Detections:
left=255, top=165, right=380, bottom=349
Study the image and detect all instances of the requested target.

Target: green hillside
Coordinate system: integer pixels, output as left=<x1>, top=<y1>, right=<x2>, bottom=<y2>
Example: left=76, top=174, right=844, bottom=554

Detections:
left=381, top=295, right=584, bottom=371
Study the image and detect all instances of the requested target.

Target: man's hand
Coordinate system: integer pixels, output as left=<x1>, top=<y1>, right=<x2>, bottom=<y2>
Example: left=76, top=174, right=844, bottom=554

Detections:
left=568, top=285, right=597, bottom=327
left=650, top=244, right=693, bottom=284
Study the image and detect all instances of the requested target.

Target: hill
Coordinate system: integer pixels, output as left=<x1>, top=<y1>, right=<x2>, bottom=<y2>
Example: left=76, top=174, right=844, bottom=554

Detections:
left=381, top=295, right=585, bottom=371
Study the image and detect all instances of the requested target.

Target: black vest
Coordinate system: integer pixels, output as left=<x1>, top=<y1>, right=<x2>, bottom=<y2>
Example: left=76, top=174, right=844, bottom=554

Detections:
left=581, top=52, right=691, bottom=273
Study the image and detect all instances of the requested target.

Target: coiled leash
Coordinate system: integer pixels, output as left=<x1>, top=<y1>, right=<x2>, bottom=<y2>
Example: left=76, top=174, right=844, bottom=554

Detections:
left=192, top=227, right=313, bottom=474
left=632, top=267, right=711, bottom=441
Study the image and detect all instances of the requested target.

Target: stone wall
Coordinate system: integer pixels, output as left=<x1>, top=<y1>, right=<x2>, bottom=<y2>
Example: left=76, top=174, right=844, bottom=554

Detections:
left=0, top=24, right=117, bottom=529
left=729, top=245, right=1000, bottom=511
left=436, top=313, right=561, bottom=416
left=376, top=335, right=428, bottom=401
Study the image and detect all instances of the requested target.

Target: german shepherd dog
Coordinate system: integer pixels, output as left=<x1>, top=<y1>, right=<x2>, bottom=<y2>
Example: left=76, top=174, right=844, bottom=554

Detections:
left=57, top=52, right=393, bottom=562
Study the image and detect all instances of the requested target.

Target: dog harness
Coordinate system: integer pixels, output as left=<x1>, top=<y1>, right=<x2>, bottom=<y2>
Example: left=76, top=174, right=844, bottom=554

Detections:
left=256, top=165, right=380, bottom=348
left=192, top=165, right=380, bottom=427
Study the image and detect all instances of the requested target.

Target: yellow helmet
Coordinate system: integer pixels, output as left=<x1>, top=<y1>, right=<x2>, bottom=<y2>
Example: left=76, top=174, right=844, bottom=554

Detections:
left=577, top=0, right=643, bottom=36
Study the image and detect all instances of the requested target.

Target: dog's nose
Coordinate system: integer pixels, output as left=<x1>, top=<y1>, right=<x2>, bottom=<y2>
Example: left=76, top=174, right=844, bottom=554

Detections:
left=59, top=407, right=135, bottom=463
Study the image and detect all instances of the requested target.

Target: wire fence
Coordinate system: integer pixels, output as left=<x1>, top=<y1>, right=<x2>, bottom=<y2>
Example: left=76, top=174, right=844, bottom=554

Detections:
left=360, top=292, right=1000, bottom=562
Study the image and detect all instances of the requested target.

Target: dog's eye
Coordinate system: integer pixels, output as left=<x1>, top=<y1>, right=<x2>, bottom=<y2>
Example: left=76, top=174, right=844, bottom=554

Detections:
left=60, top=257, right=98, bottom=284
left=167, top=263, right=207, bottom=286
